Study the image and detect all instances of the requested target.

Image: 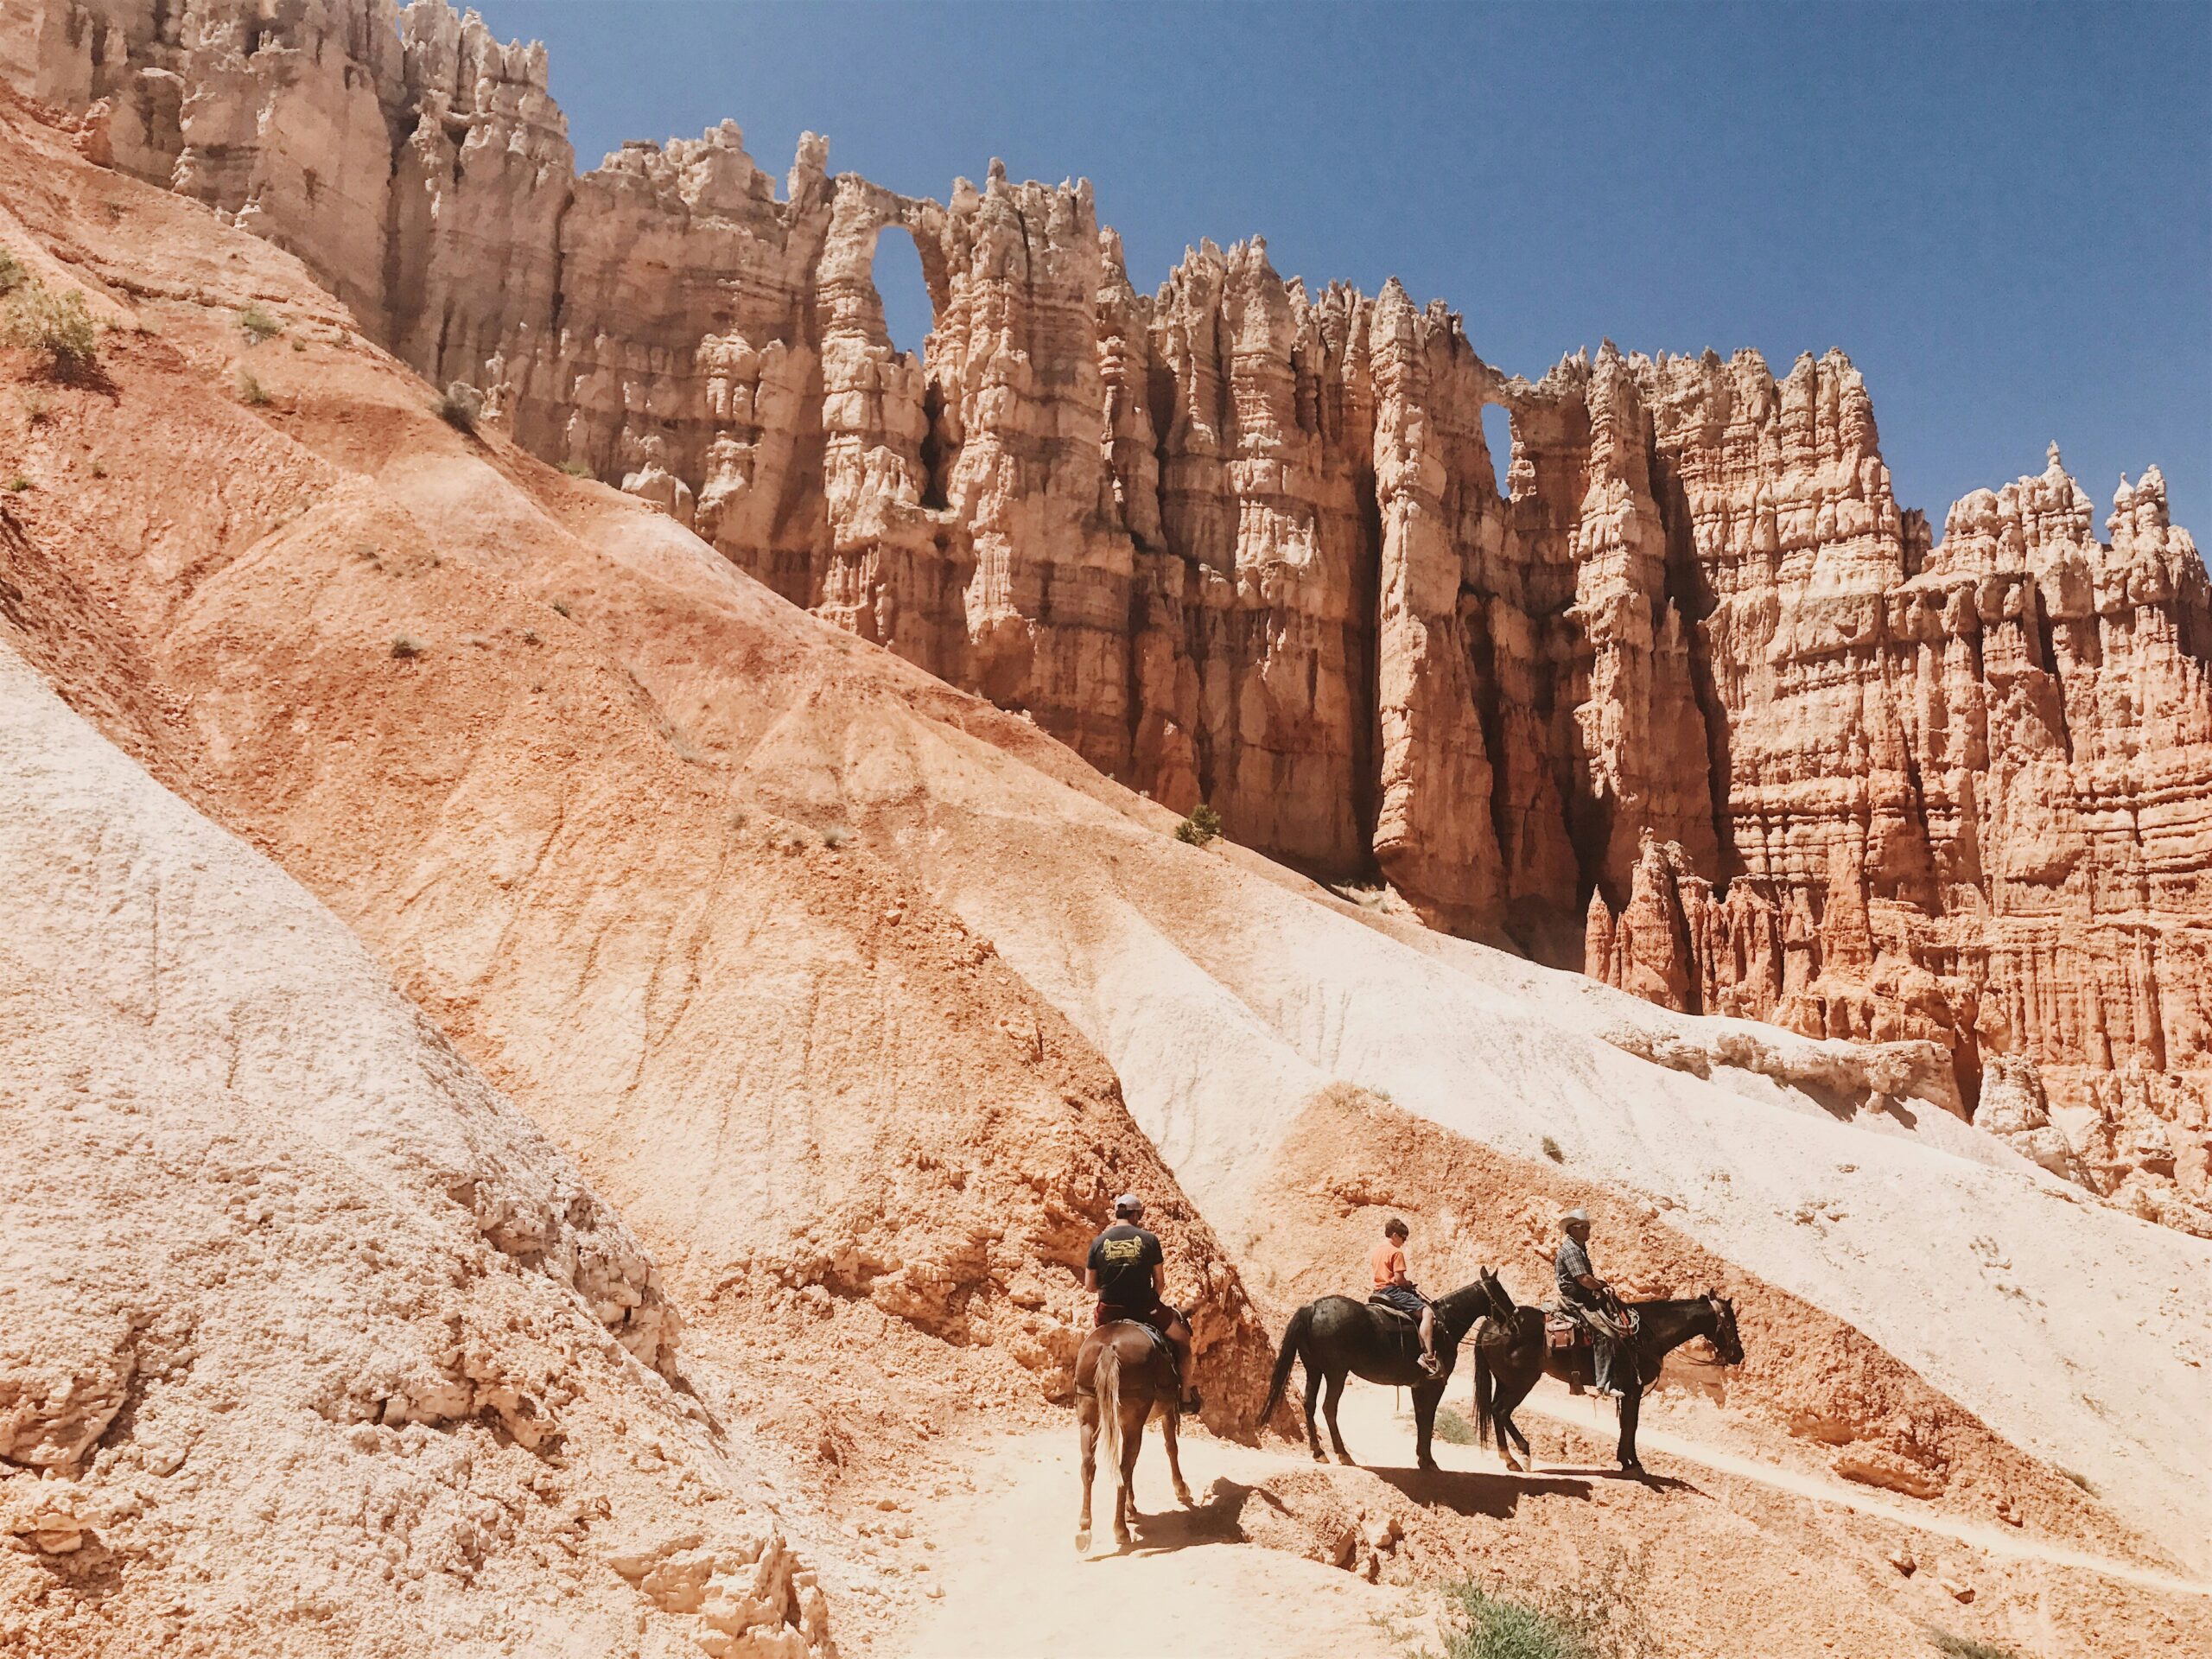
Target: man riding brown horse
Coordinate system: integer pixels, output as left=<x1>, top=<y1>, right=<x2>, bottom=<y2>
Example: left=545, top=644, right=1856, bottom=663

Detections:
left=1555, top=1206, right=1631, bottom=1395
left=1084, top=1194, right=1199, bottom=1413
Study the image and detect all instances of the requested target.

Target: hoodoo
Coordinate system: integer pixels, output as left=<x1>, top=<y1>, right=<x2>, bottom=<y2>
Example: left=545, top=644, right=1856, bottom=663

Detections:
left=3, top=5, right=2208, bottom=1656
left=11, top=0, right=2201, bottom=1234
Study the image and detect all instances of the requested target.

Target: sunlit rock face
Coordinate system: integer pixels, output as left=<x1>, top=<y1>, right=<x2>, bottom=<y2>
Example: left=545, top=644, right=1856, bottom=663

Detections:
left=10, top=0, right=2209, bottom=1229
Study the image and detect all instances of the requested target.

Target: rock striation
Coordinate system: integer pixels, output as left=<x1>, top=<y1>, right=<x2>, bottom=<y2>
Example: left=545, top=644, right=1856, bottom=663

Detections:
left=7, top=0, right=2208, bottom=1227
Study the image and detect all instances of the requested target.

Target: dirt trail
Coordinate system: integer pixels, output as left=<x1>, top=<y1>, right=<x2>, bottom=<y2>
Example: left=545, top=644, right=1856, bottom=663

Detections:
left=896, top=1425, right=1421, bottom=1659
left=891, top=1381, right=2209, bottom=1659
left=1497, top=1385, right=2212, bottom=1599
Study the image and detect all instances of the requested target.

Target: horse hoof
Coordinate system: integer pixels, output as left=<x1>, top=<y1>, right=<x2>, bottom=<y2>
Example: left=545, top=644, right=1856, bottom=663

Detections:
left=1311, top=1449, right=1326, bottom=1463
left=1503, top=1457, right=1524, bottom=1474
left=1335, top=1453, right=1356, bottom=1467
left=1074, top=1531, right=1090, bottom=1552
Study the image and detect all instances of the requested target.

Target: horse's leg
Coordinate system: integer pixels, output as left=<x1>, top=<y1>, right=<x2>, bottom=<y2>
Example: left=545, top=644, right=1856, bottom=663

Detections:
left=1412, top=1380, right=1442, bottom=1471
left=1113, top=1397, right=1144, bottom=1547
left=1618, top=1381, right=1643, bottom=1471
left=1506, top=1402, right=1533, bottom=1469
left=1497, top=1355, right=1541, bottom=1471
left=1075, top=1395, right=1096, bottom=1550
left=1160, top=1403, right=1194, bottom=1508
left=1302, top=1364, right=1326, bottom=1462
left=1323, top=1370, right=1353, bottom=1465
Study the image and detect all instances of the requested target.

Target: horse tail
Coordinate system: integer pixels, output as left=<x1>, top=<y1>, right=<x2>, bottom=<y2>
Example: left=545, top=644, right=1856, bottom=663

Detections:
left=1096, top=1343, right=1123, bottom=1481
left=1262, top=1302, right=1313, bottom=1429
left=1473, top=1340, right=1497, bottom=1451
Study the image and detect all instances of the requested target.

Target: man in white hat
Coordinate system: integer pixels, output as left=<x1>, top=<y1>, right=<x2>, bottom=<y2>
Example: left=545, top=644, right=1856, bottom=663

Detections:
left=1555, top=1206, right=1629, bottom=1395
left=1085, top=1194, right=1199, bottom=1412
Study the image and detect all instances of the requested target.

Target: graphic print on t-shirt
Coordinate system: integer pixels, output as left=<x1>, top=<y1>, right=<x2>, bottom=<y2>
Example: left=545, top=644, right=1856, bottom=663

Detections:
left=1088, top=1222, right=1164, bottom=1310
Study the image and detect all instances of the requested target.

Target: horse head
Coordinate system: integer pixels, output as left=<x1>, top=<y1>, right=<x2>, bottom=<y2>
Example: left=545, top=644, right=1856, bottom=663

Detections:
left=1702, top=1290, right=1745, bottom=1365
left=1477, top=1266, right=1516, bottom=1318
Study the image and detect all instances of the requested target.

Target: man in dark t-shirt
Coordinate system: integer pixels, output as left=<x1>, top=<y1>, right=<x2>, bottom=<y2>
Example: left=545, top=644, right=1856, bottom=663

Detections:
left=1085, top=1193, right=1198, bottom=1411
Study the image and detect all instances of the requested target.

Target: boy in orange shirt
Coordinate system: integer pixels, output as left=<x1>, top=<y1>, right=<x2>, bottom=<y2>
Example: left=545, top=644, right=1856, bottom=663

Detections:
left=1370, top=1217, right=1442, bottom=1376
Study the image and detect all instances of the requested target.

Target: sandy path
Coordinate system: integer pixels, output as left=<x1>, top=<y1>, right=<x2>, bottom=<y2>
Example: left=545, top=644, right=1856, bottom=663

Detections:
left=891, top=1379, right=2205, bottom=1659
left=896, top=1424, right=1421, bottom=1659
left=1491, top=1384, right=2212, bottom=1599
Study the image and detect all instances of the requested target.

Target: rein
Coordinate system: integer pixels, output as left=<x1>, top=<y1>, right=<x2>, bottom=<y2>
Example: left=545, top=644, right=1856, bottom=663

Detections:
left=1431, top=1281, right=1499, bottom=1346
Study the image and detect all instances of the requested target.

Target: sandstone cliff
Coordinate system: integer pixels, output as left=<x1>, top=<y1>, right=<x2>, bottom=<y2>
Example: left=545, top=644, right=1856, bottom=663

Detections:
left=7, top=0, right=2205, bottom=1231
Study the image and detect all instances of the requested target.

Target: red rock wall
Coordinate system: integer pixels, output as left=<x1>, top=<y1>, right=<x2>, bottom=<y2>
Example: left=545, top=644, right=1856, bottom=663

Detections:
left=9, top=0, right=2207, bottom=1226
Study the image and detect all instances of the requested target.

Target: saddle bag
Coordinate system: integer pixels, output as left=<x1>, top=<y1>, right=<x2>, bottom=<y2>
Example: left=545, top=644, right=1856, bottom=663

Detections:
left=1544, top=1311, right=1581, bottom=1351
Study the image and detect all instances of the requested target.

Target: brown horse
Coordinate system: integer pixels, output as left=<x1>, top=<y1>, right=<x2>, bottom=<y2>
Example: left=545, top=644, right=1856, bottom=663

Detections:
left=1471, top=1268, right=1743, bottom=1471
left=1074, top=1319, right=1193, bottom=1551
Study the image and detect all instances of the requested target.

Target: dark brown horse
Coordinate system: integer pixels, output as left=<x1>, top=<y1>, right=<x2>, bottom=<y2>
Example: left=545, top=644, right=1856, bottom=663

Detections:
left=1471, top=1268, right=1743, bottom=1471
left=1262, top=1279, right=1497, bottom=1471
left=1075, top=1319, right=1193, bottom=1551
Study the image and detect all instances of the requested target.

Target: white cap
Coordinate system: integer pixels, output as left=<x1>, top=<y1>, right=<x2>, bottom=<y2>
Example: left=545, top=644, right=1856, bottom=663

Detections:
left=1560, top=1207, right=1591, bottom=1229
left=1113, top=1193, right=1143, bottom=1216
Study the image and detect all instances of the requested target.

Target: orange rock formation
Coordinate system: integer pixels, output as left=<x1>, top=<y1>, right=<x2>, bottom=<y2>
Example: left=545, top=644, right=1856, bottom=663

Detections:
left=8, top=0, right=2206, bottom=1236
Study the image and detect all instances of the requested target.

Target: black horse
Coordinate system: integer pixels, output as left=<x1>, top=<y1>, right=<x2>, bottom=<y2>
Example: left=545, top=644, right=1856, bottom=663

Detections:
left=1262, top=1280, right=1497, bottom=1471
left=1471, top=1267, right=1743, bottom=1471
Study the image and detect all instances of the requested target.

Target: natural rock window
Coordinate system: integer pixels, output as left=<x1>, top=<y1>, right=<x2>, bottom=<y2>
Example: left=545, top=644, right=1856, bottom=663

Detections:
left=1482, top=403, right=1514, bottom=499
left=872, top=224, right=932, bottom=360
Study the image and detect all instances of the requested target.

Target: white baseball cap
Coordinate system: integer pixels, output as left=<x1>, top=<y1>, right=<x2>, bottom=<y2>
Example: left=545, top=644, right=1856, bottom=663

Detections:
left=1113, top=1193, right=1143, bottom=1216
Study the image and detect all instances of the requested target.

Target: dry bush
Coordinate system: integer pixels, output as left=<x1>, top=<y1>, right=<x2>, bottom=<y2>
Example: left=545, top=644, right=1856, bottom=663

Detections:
left=1929, top=1633, right=2021, bottom=1659
left=1174, top=804, right=1223, bottom=847
left=1431, top=1404, right=1480, bottom=1446
left=237, top=371, right=270, bottom=407
left=390, top=634, right=426, bottom=660
left=236, top=302, right=282, bottom=343
left=1420, top=1551, right=1660, bottom=1659
left=4, top=278, right=104, bottom=378
left=437, top=382, right=483, bottom=433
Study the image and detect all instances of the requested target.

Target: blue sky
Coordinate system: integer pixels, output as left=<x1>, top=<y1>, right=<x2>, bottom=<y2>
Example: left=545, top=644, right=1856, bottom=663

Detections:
left=469, top=1, right=2209, bottom=537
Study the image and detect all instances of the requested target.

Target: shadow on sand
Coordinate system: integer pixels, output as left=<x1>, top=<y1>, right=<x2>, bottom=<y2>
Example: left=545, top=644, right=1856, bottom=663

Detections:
left=1090, top=1460, right=1688, bottom=1560
left=1097, top=1477, right=1255, bottom=1559
left=1370, top=1464, right=1594, bottom=1518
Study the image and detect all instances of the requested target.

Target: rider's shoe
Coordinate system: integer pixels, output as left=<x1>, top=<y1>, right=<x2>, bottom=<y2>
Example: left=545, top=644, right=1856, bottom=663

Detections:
left=1179, top=1389, right=1204, bottom=1414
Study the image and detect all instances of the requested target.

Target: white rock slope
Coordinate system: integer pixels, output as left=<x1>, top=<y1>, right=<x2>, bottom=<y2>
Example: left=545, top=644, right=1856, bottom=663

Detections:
left=0, top=641, right=831, bottom=1658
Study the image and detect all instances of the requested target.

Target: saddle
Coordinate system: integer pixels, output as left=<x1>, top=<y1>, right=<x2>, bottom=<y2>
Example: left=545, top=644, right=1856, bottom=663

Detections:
left=1546, top=1302, right=1637, bottom=1349
left=1367, top=1293, right=1419, bottom=1324
left=1098, top=1305, right=1190, bottom=1364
